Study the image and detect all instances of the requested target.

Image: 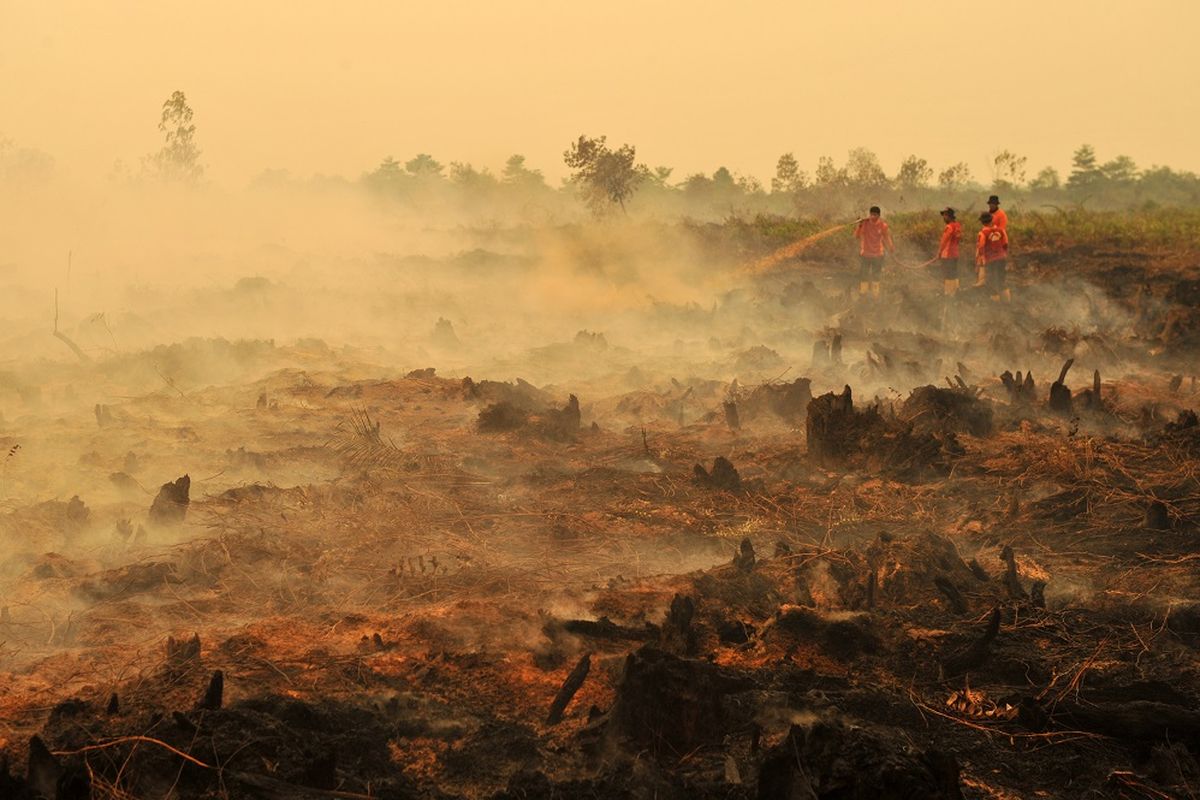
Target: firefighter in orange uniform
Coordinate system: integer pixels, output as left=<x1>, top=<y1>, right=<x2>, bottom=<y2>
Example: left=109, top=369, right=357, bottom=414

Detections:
left=936, top=207, right=963, bottom=296
left=976, top=211, right=1011, bottom=303
left=853, top=205, right=894, bottom=298
left=987, top=195, right=1008, bottom=230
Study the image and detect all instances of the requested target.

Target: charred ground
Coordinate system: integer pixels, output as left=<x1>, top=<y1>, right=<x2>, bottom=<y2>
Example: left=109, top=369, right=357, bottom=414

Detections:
left=1, top=223, right=1199, bottom=800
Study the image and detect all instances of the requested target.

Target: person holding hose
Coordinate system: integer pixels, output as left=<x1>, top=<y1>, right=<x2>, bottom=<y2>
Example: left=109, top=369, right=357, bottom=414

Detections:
left=854, top=206, right=894, bottom=299
left=937, top=207, right=963, bottom=296
left=976, top=211, right=1010, bottom=302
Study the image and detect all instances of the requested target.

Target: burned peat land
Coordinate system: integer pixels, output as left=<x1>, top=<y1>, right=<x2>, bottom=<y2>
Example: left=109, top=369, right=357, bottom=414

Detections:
left=1, top=217, right=1200, bottom=800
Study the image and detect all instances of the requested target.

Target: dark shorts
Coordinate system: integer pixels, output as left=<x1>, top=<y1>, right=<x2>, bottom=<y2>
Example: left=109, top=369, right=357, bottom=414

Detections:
left=859, top=255, right=884, bottom=280
left=985, top=259, right=1007, bottom=292
left=938, top=258, right=959, bottom=280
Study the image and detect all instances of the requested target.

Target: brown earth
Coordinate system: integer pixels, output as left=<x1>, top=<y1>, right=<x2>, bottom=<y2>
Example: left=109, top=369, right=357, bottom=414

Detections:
left=0, top=250, right=1198, bottom=800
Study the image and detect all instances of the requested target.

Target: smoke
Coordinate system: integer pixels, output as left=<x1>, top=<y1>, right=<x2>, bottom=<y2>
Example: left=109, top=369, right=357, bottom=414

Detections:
left=0, top=155, right=1184, bottom=690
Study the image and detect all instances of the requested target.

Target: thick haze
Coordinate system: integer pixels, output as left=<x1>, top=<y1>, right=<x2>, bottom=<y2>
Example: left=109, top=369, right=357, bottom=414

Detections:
left=3, top=0, right=1197, bottom=184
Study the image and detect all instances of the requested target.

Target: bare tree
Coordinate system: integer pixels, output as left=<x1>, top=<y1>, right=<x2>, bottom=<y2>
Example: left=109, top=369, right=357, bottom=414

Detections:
left=992, top=150, right=1028, bottom=190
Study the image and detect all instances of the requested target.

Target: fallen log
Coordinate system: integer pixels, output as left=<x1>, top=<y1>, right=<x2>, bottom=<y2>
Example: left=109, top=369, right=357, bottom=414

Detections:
left=1036, top=700, right=1200, bottom=750
left=546, top=654, right=591, bottom=725
left=757, top=720, right=964, bottom=799
left=559, top=617, right=657, bottom=642
left=934, top=576, right=968, bottom=614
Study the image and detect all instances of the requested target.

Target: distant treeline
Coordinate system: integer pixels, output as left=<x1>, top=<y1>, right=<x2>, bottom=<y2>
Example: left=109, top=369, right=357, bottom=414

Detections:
left=7, top=97, right=1200, bottom=222
left=342, top=142, right=1200, bottom=221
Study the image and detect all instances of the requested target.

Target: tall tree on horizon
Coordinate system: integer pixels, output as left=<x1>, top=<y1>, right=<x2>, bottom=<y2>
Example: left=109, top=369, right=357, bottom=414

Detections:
left=151, top=90, right=202, bottom=182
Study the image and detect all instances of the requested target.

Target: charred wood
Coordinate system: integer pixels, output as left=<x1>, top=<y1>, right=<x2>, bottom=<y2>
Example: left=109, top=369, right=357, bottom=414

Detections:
left=941, top=608, right=1001, bottom=676
left=546, top=654, right=591, bottom=725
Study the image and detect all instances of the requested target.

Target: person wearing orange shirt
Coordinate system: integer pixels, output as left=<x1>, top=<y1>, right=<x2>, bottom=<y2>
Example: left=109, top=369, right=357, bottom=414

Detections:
left=976, top=211, right=1011, bottom=303
left=936, top=207, right=963, bottom=296
left=987, top=195, right=1008, bottom=231
left=853, top=205, right=894, bottom=298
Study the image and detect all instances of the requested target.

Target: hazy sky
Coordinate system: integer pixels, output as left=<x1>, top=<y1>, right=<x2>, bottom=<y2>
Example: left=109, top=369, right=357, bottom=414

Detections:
left=3, top=1, right=1197, bottom=186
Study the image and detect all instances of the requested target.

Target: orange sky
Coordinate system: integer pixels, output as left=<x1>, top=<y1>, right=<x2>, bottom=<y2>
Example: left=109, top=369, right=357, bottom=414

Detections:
left=2, top=1, right=1196, bottom=185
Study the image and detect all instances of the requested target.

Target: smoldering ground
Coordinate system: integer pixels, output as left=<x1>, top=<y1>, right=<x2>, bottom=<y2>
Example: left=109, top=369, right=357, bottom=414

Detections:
left=1, top=172, right=1199, bottom=800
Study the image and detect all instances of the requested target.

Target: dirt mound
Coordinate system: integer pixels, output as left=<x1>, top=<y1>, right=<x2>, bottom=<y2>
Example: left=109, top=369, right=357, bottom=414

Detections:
left=869, top=531, right=982, bottom=610
left=900, top=386, right=994, bottom=437
left=6, top=498, right=91, bottom=540
left=1162, top=408, right=1200, bottom=453
left=477, top=395, right=582, bottom=440
left=757, top=719, right=962, bottom=799
left=603, top=645, right=755, bottom=759
left=807, top=386, right=961, bottom=477
left=734, top=345, right=786, bottom=374
left=31, top=693, right=429, bottom=799
left=693, top=456, right=742, bottom=490
left=806, top=386, right=884, bottom=466
left=762, top=606, right=880, bottom=661
left=76, top=561, right=181, bottom=601
left=741, top=378, right=813, bottom=425
left=463, top=376, right=554, bottom=410
left=478, top=402, right=530, bottom=432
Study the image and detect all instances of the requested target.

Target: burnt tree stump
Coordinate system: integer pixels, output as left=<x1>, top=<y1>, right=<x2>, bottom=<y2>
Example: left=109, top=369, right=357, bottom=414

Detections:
left=149, top=475, right=190, bottom=526
left=942, top=608, right=1001, bottom=676
left=605, top=646, right=752, bottom=759
left=661, top=594, right=698, bottom=655
left=694, top=457, right=742, bottom=491
left=806, top=385, right=857, bottom=466
left=1049, top=359, right=1075, bottom=414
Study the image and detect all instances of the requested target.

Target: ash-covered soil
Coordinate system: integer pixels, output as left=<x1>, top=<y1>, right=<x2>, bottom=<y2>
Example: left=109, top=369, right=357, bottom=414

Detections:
left=1, top=252, right=1199, bottom=800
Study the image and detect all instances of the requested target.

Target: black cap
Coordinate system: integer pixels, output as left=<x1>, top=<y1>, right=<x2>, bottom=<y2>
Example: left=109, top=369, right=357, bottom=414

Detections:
left=980, top=212, right=993, bottom=224
left=941, top=206, right=955, bottom=218
left=987, top=195, right=1000, bottom=205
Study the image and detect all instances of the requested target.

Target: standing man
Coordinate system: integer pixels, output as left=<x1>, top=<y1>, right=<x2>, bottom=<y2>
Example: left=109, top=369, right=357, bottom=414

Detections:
left=937, top=207, right=963, bottom=296
left=987, top=195, right=1008, bottom=231
left=976, top=212, right=1010, bottom=303
left=853, top=206, right=894, bottom=298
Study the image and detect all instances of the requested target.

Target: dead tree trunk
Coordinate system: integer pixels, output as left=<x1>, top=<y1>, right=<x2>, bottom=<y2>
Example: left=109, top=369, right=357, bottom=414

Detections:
left=806, top=385, right=856, bottom=465
left=1049, top=359, right=1074, bottom=414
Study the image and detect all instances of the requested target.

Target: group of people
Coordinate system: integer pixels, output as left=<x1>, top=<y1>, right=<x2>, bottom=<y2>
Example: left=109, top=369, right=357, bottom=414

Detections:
left=853, top=195, right=1011, bottom=303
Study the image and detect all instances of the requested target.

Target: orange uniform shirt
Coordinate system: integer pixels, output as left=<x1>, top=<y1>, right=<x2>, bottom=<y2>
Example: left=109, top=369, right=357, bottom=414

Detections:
left=977, top=224, right=1009, bottom=264
left=990, top=208, right=1008, bottom=230
left=938, top=221, right=962, bottom=259
left=855, top=218, right=894, bottom=257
